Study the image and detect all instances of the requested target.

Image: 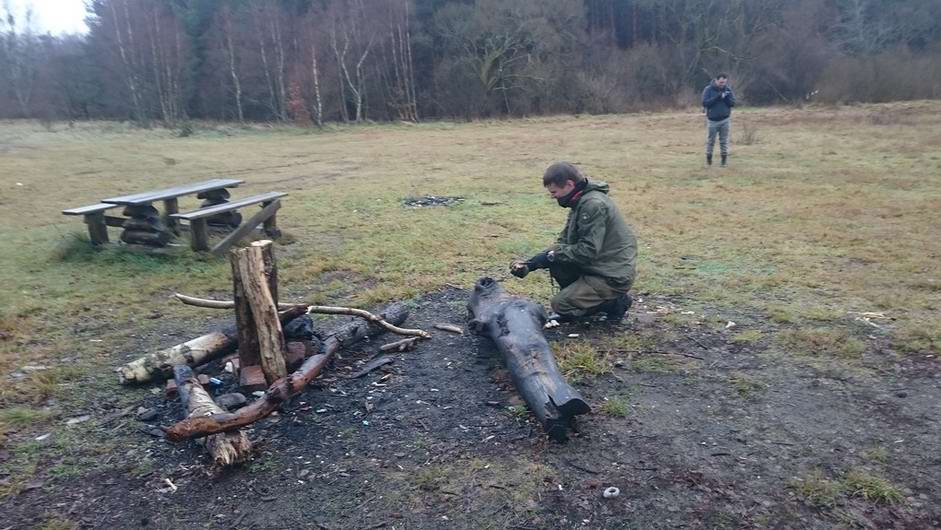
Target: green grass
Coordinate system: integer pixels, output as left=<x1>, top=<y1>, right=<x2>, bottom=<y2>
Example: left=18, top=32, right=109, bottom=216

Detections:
left=0, top=406, right=53, bottom=429
left=789, top=468, right=905, bottom=508
left=555, top=341, right=612, bottom=382
left=843, top=470, right=905, bottom=504
left=789, top=470, right=843, bottom=508
left=729, top=372, right=768, bottom=397
left=776, top=328, right=867, bottom=359
left=599, top=396, right=630, bottom=417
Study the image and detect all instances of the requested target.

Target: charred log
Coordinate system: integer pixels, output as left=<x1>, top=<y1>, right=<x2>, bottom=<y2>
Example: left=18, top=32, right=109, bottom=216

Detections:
left=467, top=277, right=590, bottom=441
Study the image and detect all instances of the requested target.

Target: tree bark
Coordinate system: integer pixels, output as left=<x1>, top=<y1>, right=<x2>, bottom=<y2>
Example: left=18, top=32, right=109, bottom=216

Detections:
left=174, top=365, right=252, bottom=466
left=163, top=303, right=409, bottom=441
left=118, top=305, right=307, bottom=385
left=467, top=277, right=590, bottom=441
left=231, top=240, right=279, bottom=371
left=234, top=243, right=286, bottom=385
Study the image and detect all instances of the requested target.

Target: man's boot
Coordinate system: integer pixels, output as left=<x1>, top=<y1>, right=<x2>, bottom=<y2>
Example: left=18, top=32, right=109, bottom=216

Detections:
left=598, top=293, right=633, bottom=323
left=706, top=154, right=713, bottom=166
left=720, top=154, right=727, bottom=167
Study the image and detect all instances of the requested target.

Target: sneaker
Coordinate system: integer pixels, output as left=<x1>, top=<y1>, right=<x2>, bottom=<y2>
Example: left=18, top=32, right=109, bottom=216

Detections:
left=720, top=155, right=727, bottom=167
left=706, top=154, right=713, bottom=166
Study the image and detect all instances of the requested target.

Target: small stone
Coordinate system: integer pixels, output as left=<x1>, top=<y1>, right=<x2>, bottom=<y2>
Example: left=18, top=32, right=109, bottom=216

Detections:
left=136, top=408, right=158, bottom=422
left=896, top=391, right=908, bottom=398
left=66, top=415, right=91, bottom=426
left=216, top=393, right=248, bottom=411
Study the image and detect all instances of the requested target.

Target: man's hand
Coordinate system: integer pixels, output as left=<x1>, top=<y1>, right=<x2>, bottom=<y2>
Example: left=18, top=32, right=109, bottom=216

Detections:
left=510, top=261, right=530, bottom=278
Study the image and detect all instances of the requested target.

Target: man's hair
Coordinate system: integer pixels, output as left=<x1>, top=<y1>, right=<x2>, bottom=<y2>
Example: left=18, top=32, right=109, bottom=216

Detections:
left=716, top=73, right=729, bottom=80
left=543, top=161, right=586, bottom=188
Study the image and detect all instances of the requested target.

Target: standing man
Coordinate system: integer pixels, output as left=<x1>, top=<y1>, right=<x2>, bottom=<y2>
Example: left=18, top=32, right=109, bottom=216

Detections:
left=702, top=73, right=735, bottom=167
left=510, top=162, right=637, bottom=323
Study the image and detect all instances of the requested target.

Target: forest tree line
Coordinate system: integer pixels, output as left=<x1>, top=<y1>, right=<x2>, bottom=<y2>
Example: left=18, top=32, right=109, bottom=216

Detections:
left=2, top=0, right=940, bottom=125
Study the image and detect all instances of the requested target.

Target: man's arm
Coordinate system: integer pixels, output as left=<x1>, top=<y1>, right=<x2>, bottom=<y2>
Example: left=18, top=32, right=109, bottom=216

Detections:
left=551, top=200, right=607, bottom=266
left=702, top=86, right=721, bottom=108
left=725, top=88, right=736, bottom=107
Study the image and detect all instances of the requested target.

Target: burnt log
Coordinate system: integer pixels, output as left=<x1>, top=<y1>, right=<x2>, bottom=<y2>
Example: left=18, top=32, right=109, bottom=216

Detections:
left=467, top=277, right=590, bottom=441
left=173, top=365, right=252, bottom=466
left=163, top=303, right=409, bottom=441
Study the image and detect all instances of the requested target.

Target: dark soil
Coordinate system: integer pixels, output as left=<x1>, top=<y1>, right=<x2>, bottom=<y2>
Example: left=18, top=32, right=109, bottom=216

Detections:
left=3, top=288, right=940, bottom=529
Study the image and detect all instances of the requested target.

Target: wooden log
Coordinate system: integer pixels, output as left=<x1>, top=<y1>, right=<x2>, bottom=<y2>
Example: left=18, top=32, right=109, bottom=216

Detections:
left=163, top=303, right=409, bottom=441
left=467, top=277, right=590, bottom=442
left=234, top=243, right=286, bottom=385
left=262, top=201, right=281, bottom=238
left=85, top=212, right=109, bottom=245
left=117, top=305, right=308, bottom=385
left=121, top=229, right=171, bottom=246
left=255, top=240, right=278, bottom=305
left=190, top=218, right=210, bottom=251
left=163, top=197, right=179, bottom=234
left=173, top=365, right=252, bottom=466
left=118, top=328, right=237, bottom=385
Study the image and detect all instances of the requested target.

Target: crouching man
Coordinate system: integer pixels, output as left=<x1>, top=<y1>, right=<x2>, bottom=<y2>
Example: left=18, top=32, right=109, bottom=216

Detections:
left=511, top=161, right=637, bottom=322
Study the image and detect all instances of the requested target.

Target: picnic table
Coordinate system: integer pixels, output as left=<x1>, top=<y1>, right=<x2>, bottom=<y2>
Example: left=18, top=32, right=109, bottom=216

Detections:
left=92, top=178, right=243, bottom=246
left=63, top=178, right=286, bottom=253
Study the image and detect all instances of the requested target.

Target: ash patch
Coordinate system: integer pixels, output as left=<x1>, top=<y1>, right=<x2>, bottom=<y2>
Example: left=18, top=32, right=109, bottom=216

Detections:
left=402, top=195, right=465, bottom=208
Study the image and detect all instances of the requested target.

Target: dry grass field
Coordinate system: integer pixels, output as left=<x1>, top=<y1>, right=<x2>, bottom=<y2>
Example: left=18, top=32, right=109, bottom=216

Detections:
left=0, top=102, right=939, bottom=529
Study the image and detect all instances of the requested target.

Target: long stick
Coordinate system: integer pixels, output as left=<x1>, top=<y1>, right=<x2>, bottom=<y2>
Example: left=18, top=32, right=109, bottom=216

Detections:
left=163, top=303, right=409, bottom=441
left=173, top=293, right=431, bottom=339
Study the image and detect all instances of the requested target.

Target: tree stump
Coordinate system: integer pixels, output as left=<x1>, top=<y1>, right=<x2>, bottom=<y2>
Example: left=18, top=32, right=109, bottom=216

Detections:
left=233, top=241, right=286, bottom=385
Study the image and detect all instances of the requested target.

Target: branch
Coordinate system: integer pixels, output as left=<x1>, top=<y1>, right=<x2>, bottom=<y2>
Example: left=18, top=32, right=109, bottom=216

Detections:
left=173, top=293, right=431, bottom=339
left=306, top=305, right=431, bottom=339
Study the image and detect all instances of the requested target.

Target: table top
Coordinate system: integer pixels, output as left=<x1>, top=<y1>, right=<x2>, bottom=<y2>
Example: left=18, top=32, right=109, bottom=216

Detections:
left=101, top=178, right=244, bottom=206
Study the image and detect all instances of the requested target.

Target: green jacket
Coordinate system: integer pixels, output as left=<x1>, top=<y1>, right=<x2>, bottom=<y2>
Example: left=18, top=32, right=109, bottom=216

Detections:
left=552, top=180, right=637, bottom=288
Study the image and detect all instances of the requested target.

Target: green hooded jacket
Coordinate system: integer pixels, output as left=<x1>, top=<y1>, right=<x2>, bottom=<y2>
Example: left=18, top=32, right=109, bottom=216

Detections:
left=551, top=179, right=637, bottom=289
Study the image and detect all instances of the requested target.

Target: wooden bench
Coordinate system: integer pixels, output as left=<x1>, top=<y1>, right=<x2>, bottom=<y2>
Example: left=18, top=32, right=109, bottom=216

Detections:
left=171, top=192, right=287, bottom=254
left=61, top=203, right=125, bottom=245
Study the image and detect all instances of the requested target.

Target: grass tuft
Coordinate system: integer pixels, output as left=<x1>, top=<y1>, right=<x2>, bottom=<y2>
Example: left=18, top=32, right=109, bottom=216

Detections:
left=789, top=470, right=843, bottom=507
left=555, top=341, right=612, bottom=382
left=777, top=328, right=866, bottom=358
left=599, top=397, right=629, bottom=417
left=843, top=470, right=905, bottom=504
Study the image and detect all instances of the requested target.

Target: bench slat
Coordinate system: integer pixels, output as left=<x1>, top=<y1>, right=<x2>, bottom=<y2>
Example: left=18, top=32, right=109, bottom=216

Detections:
left=62, top=203, right=120, bottom=216
left=102, top=178, right=244, bottom=205
left=171, top=192, right=287, bottom=221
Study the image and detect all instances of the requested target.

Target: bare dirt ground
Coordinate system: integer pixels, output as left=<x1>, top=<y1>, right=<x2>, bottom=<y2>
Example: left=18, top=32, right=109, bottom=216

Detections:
left=4, top=287, right=939, bottom=529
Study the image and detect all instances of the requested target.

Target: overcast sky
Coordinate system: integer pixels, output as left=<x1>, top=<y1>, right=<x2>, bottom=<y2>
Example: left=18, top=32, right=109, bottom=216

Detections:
left=5, top=0, right=88, bottom=35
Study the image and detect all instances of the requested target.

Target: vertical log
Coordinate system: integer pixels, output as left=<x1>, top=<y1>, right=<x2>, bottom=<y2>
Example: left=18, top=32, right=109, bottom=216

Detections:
left=190, top=219, right=210, bottom=251
left=231, top=250, right=259, bottom=371
left=261, top=202, right=281, bottom=238
left=233, top=239, right=278, bottom=378
left=85, top=212, right=109, bottom=245
left=163, top=198, right=179, bottom=234
left=253, top=240, right=278, bottom=304
left=234, top=244, right=286, bottom=384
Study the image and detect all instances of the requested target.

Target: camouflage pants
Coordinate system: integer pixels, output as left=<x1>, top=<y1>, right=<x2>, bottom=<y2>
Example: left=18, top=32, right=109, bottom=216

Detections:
left=549, top=263, right=631, bottom=317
